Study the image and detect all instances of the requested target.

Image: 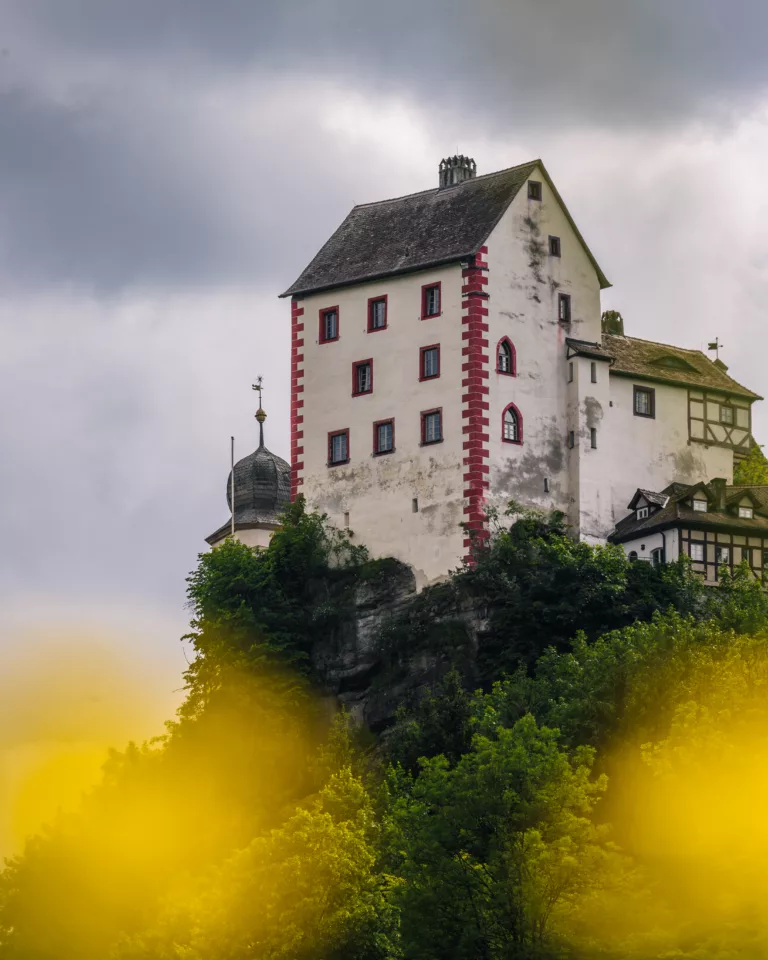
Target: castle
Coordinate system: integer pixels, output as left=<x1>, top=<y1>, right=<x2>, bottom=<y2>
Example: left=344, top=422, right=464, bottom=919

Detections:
left=208, top=156, right=766, bottom=587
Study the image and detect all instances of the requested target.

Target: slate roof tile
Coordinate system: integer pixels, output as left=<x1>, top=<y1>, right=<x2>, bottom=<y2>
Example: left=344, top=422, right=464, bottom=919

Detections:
left=603, top=334, right=761, bottom=400
left=281, top=160, right=609, bottom=298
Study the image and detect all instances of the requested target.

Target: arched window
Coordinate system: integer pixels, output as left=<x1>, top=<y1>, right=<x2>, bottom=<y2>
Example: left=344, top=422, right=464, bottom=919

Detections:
left=497, top=338, right=516, bottom=376
left=502, top=403, right=522, bottom=444
left=628, top=551, right=638, bottom=563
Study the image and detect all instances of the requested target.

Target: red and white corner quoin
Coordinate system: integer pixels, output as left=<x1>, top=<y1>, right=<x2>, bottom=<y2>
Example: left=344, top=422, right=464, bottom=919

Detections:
left=461, top=245, right=491, bottom=562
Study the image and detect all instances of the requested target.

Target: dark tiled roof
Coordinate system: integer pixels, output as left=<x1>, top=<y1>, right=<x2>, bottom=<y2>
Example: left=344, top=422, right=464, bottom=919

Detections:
left=611, top=482, right=768, bottom=543
left=603, top=334, right=762, bottom=401
left=638, top=489, right=670, bottom=507
left=281, top=160, right=610, bottom=298
left=566, top=338, right=614, bottom=361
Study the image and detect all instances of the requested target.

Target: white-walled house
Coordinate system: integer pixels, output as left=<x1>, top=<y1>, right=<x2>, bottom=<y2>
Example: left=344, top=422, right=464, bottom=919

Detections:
left=271, top=155, right=762, bottom=585
left=611, top=480, right=768, bottom=585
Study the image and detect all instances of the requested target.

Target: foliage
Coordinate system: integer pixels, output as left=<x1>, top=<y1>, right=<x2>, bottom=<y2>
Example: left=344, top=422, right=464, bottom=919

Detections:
left=733, top=444, right=768, bottom=485
left=4, top=503, right=768, bottom=958
left=113, top=768, right=398, bottom=960
left=183, top=497, right=368, bottom=708
left=387, top=714, right=618, bottom=960
left=386, top=670, right=474, bottom=773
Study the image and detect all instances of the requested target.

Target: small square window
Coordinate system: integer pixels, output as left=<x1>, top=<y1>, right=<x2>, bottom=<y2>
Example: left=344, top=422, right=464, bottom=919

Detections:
left=328, top=430, right=349, bottom=466
left=591, top=362, right=597, bottom=384
left=549, top=236, right=561, bottom=257
left=421, top=409, right=443, bottom=444
left=720, top=405, right=735, bottom=425
left=637, top=507, right=649, bottom=520
left=634, top=386, right=655, bottom=418
left=558, top=294, right=571, bottom=324
left=739, top=506, right=754, bottom=519
left=319, top=307, right=339, bottom=343
left=352, top=359, right=373, bottom=396
left=528, top=180, right=542, bottom=201
left=368, top=297, right=387, bottom=331
left=420, top=345, right=440, bottom=380
left=693, top=499, right=708, bottom=513
left=374, top=419, right=394, bottom=455
left=590, top=428, right=597, bottom=449
left=422, top=283, right=441, bottom=318
left=690, top=543, right=705, bottom=562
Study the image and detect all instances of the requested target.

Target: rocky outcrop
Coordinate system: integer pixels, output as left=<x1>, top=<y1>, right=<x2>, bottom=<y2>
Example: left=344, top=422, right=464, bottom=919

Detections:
left=311, top=559, right=485, bottom=731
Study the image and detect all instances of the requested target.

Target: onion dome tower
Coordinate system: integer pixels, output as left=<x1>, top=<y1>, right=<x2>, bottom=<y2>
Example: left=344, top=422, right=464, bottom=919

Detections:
left=205, top=378, right=291, bottom=549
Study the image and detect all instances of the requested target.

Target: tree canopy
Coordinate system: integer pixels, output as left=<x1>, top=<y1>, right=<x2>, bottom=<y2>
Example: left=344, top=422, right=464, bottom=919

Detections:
left=3, top=501, right=768, bottom=959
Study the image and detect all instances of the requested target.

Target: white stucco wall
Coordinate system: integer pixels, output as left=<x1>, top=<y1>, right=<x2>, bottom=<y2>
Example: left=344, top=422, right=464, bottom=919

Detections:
left=604, top=376, right=733, bottom=521
left=484, top=166, right=604, bottom=531
left=209, top=525, right=276, bottom=550
left=570, top=354, right=614, bottom=540
left=297, top=263, right=466, bottom=587
left=619, top=530, right=672, bottom=563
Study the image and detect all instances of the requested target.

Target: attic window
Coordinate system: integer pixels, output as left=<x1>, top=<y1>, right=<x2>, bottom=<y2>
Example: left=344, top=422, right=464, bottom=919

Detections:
left=528, top=180, right=542, bottom=201
left=549, top=236, right=561, bottom=257
left=637, top=507, right=649, bottom=520
left=739, top=506, right=754, bottom=519
left=693, top=499, right=708, bottom=513
left=651, top=354, right=697, bottom=371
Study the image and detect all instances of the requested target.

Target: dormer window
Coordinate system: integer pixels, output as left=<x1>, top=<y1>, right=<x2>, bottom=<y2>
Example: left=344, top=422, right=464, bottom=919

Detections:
left=637, top=507, right=649, bottom=520
left=693, top=499, right=708, bottom=513
left=739, top=506, right=754, bottom=519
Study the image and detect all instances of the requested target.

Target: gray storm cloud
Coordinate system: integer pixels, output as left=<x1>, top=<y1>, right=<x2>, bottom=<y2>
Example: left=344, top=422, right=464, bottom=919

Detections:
left=1, top=0, right=768, bottom=290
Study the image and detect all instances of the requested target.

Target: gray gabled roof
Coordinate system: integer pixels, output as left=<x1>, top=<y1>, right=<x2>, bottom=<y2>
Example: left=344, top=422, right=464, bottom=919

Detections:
left=280, top=160, right=610, bottom=298
left=611, top=482, right=768, bottom=543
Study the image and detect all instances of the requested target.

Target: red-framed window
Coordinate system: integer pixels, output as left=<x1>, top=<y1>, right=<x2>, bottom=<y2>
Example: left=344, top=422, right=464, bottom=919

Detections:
left=368, top=295, right=388, bottom=332
left=419, top=344, right=441, bottom=381
left=421, top=282, right=441, bottom=319
left=328, top=429, right=350, bottom=465
left=421, top=407, right=443, bottom=445
left=352, top=358, right=373, bottom=396
left=502, top=403, right=523, bottom=445
left=496, top=337, right=516, bottom=376
left=319, top=305, right=339, bottom=343
left=373, top=418, right=395, bottom=455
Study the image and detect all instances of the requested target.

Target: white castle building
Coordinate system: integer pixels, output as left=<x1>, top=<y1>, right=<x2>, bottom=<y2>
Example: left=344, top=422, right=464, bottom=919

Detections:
left=209, top=156, right=765, bottom=588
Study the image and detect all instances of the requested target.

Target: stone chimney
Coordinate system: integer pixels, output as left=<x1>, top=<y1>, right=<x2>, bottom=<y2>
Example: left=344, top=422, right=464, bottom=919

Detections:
left=439, top=155, right=477, bottom=188
left=709, top=477, right=728, bottom=510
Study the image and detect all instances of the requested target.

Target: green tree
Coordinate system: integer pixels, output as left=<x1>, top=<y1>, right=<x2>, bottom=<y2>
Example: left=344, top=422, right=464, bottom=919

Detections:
left=733, top=444, right=768, bottom=484
left=115, top=767, right=399, bottom=960
left=387, top=714, right=616, bottom=960
left=183, top=497, right=368, bottom=711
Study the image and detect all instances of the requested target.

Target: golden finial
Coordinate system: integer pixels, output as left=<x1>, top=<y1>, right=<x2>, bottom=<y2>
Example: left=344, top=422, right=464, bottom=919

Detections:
left=252, top=376, right=266, bottom=444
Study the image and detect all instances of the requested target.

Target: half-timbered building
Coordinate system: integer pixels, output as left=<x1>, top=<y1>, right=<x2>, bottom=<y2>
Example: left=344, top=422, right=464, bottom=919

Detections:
left=611, top=479, right=768, bottom=584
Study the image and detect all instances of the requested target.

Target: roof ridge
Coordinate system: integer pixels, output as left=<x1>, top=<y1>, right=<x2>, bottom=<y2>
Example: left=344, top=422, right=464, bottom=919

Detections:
left=352, top=159, right=540, bottom=211
left=605, top=332, right=706, bottom=357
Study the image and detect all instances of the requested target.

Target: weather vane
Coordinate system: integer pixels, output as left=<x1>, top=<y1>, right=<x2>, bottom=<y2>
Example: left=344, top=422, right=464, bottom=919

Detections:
left=707, top=337, right=723, bottom=361
left=252, top=375, right=266, bottom=444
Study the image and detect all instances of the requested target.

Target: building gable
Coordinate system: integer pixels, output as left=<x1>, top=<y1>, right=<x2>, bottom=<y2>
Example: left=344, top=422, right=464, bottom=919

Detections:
left=280, top=159, right=610, bottom=299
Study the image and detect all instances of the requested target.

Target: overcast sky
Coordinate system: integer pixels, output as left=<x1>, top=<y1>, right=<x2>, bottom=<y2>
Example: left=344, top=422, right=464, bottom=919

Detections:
left=1, top=1, right=767, bottom=707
